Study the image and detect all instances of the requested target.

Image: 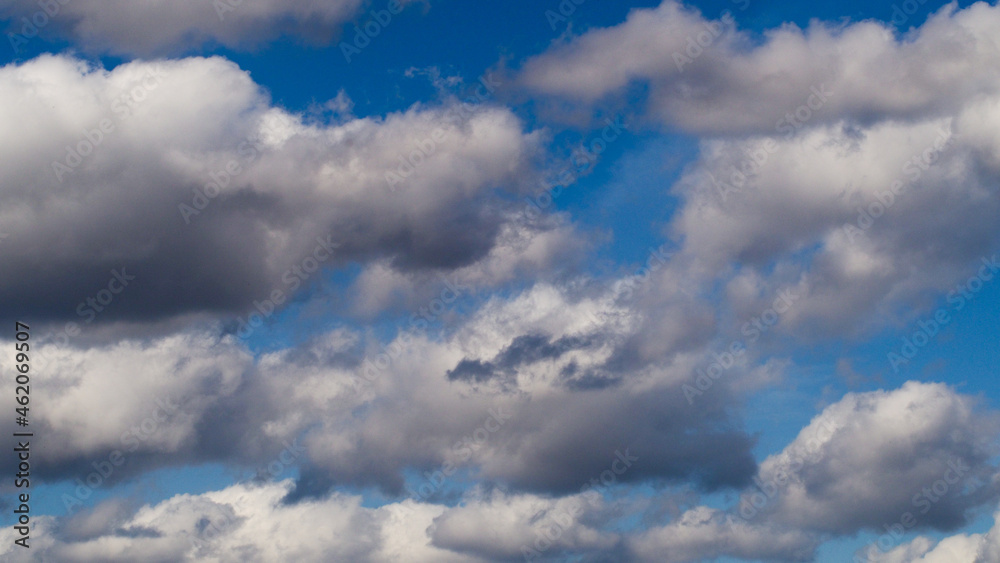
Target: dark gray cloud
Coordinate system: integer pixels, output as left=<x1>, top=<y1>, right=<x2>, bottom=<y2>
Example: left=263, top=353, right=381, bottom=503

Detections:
left=447, top=333, right=599, bottom=385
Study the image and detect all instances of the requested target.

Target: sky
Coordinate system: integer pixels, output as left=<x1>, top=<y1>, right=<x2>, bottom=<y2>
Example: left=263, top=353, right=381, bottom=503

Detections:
left=0, top=0, right=999, bottom=561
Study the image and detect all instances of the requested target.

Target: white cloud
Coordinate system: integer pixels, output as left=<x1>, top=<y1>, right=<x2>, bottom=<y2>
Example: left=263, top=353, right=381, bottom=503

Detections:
left=429, top=490, right=618, bottom=560
left=518, top=2, right=1000, bottom=343
left=870, top=506, right=1000, bottom=562
left=748, top=382, right=1000, bottom=534
left=519, top=1, right=1000, bottom=135
left=0, top=481, right=475, bottom=563
left=628, top=506, right=816, bottom=562
left=0, top=55, right=548, bottom=323
left=0, top=278, right=758, bottom=500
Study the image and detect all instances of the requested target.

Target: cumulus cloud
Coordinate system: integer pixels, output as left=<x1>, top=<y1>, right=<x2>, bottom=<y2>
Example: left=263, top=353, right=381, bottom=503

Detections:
left=671, top=114, right=1000, bottom=338
left=346, top=214, right=587, bottom=317
left=0, top=55, right=548, bottom=324
left=429, top=490, right=619, bottom=560
left=0, top=0, right=420, bottom=56
left=628, top=506, right=817, bottom=562
left=0, top=482, right=814, bottom=563
left=8, top=2, right=1000, bottom=560
left=0, top=481, right=473, bottom=563
left=252, top=281, right=757, bottom=497
left=745, top=382, right=1000, bottom=534
left=0, top=330, right=261, bottom=486
left=514, top=2, right=1000, bottom=345
left=8, top=378, right=1000, bottom=563
left=870, top=505, right=1000, bottom=562
left=0, top=278, right=759, bottom=501
left=519, top=1, right=1000, bottom=134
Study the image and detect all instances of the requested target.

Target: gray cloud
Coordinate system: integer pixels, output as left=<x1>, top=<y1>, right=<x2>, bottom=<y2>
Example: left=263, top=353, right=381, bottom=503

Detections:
left=0, top=55, right=546, bottom=325
left=0, top=0, right=421, bottom=56
left=0, top=282, right=758, bottom=502
left=746, top=382, right=1000, bottom=535
left=519, top=1, right=1000, bottom=135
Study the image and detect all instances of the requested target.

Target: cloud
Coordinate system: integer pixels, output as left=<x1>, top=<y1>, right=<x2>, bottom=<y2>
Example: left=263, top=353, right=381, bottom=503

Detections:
left=0, top=330, right=260, bottom=485
left=429, top=490, right=619, bottom=560
left=628, top=506, right=817, bottom=562
left=0, top=0, right=421, bottom=56
left=746, top=382, right=1000, bottom=535
left=0, top=55, right=547, bottom=324
left=280, top=282, right=757, bottom=497
left=870, top=505, right=1000, bottom=562
left=0, top=482, right=810, bottom=563
left=518, top=3, right=1000, bottom=343
left=346, top=215, right=587, bottom=317
left=518, top=1, right=1000, bottom=134
left=0, top=279, right=758, bottom=501
left=6, top=378, right=999, bottom=562
left=7, top=3, right=1000, bottom=560
left=669, top=114, right=1000, bottom=338
left=0, top=481, right=474, bottom=563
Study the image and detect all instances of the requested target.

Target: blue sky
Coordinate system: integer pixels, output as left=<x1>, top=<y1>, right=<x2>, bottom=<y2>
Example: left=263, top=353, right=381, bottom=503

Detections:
left=1, top=0, right=1000, bottom=561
